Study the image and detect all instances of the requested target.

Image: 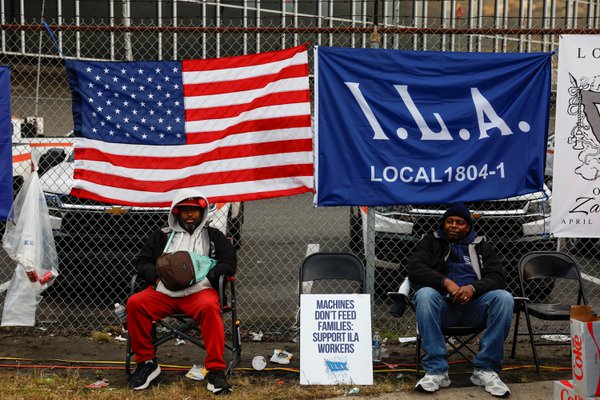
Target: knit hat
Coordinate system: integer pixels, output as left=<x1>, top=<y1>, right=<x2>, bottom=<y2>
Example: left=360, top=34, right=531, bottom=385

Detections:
left=441, top=203, right=473, bottom=226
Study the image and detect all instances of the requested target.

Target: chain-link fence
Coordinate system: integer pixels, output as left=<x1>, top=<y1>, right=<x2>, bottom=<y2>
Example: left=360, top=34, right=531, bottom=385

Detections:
left=1, top=0, right=600, bottom=342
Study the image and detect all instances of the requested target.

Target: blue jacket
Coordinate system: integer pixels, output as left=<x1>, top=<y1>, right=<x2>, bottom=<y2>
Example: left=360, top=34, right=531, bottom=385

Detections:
left=407, top=231, right=506, bottom=296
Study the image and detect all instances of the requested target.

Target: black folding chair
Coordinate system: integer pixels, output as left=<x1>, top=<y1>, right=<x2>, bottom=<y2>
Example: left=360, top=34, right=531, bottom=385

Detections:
left=387, top=280, right=485, bottom=374
left=125, top=273, right=241, bottom=377
left=299, top=252, right=365, bottom=296
left=510, top=251, right=588, bottom=373
left=415, top=325, right=485, bottom=374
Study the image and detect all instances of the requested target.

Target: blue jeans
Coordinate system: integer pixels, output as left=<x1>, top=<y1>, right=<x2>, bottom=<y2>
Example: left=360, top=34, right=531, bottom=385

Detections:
left=413, top=287, right=514, bottom=374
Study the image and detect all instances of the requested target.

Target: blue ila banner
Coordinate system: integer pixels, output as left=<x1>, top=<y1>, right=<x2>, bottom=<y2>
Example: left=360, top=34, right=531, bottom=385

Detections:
left=0, top=66, right=11, bottom=220
left=315, top=46, right=552, bottom=206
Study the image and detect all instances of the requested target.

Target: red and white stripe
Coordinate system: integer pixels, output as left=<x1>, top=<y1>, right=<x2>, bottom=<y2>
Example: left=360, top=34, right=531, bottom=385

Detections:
left=72, top=45, right=312, bottom=206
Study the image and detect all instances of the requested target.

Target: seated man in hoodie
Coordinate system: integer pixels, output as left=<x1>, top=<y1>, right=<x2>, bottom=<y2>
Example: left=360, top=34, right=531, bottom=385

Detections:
left=127, top=189, right=237, bottom=394
left=408, top=204, right=513, bottom=398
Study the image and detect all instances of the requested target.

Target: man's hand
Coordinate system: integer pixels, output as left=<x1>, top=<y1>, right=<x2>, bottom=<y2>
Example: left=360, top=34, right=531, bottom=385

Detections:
left=453, top=285, right=475, bottom=305
left=443, top=278, right=460, bottom=299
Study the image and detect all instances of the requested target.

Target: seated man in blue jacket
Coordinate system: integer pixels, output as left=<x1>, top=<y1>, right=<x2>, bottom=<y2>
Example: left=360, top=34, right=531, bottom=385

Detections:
left=408, top=204, right=513, bottom=397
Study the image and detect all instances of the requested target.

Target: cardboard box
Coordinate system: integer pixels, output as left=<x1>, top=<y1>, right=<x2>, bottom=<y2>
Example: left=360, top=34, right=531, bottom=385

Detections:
left=554, top=380, right=575, bottom=400
left=570, top=309, right=600, bottom=397
left=554, top=380, right=600, bottom=400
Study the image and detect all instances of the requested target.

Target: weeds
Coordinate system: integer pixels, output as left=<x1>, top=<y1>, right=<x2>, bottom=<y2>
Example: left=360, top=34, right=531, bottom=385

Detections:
left=90, top=331, right=112, bottom=344
left=0, top=368, right=405, bottom=400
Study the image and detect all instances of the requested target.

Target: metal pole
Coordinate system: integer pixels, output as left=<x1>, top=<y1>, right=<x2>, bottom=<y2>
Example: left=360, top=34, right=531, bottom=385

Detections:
left=365, top=208, right=376, bottom=298
left=173, top=0, right=178, bottom=59
left=110, top=0, right=115, bottom=60
left=75, top=0, right=80, bottom=58
left=366, top=0, right=381, bottom=300
left=19, top=0, right=24, bottom=54
left=123, top=0, right=132, bottom=61
left=57, top=0, right=63, bottom=55
left=157, top=0, right=162, bottom=60
left=370, top=0, right=380, bottom=48
left=1, top=0, right=6, bottom=53
left=34, top=0, right=46, bottom=118
left=216, top=0, right=220, bottom=58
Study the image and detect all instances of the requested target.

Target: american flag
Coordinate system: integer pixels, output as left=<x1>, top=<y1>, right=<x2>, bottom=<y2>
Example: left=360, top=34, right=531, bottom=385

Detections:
left=65, top=45, right=313, bottom=206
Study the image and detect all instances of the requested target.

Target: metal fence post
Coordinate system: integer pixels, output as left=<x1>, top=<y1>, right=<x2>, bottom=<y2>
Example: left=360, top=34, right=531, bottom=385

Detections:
left=365, top=207, right=376, bottom=297
left=122, top=0, right=132, bottom=61
left=366, top=3, right=380, bottom=304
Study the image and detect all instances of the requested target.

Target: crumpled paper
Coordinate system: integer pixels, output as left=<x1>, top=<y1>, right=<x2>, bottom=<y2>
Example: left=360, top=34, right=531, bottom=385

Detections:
left=86, top=379, right=109, bottom=389
left=269, top=349, right=293, bottom=365
left=186, top=364, right=206, bottom=380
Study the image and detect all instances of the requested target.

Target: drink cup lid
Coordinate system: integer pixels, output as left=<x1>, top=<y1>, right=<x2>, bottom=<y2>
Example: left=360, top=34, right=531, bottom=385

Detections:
left=252, top=355, right=267, bottom=371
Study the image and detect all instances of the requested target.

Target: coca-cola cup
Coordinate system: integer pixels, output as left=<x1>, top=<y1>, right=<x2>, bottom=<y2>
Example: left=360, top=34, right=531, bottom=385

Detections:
left=26, top=270, right=38, bottom=282
left=39, top=271, right=55, bottom=285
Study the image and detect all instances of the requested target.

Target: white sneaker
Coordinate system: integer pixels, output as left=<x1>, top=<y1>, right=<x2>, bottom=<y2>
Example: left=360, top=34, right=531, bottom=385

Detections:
left=415, top=372, right=451, bottom=392
left=470, top=369, right=511, bottom=397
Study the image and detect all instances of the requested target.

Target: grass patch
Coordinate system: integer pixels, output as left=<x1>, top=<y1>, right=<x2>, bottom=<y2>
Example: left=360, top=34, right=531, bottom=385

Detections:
left=90, top=331, right=112, bottom=344
left=0, top=368, right=407, bottom=400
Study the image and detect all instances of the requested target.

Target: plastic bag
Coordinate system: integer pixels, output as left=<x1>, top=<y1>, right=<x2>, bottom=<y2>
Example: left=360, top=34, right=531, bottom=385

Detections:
left=1, top=172, right=59, bottom=326
left=1, top=267, right=43, bottom=326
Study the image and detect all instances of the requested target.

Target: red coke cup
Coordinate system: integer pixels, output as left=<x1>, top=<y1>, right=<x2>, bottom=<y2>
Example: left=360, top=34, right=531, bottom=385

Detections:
left=26, top=270, right=38, bottom=282
left=39, top=271, right=55, bottom=285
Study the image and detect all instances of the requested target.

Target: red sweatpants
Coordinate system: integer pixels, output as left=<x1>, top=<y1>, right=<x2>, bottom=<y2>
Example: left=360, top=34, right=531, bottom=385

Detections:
left=127, top=287, right=226, bottom=371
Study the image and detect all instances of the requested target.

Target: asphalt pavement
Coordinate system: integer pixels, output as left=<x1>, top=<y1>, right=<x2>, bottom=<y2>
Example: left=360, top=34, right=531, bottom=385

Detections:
left=327, top=380, right=555, bottom=399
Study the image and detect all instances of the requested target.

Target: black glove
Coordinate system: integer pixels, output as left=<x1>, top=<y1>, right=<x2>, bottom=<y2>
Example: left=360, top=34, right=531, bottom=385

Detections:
left=207, top=266, right=222, bottom=281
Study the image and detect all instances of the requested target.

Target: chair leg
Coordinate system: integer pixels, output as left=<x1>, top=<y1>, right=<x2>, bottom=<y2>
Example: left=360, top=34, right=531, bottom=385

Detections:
left=416, top=334, right=422, bottom=375
left=125, top=334, right=133, bottom=376
left=447, top=334, right=479, bottom=365
left=226, top=317, right=242, bottom=377
left=510, top=308, right=521, bottom=358
left=523, top=308, right=540, bottom=374
left=226, top=282, right=241, bottom=377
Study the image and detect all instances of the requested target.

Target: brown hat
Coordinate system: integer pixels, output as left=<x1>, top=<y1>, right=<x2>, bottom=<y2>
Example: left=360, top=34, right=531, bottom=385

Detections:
left=156, top=251, right=196, bottom=291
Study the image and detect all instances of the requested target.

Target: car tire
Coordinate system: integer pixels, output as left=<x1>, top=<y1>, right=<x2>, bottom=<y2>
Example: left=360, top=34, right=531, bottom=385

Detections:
left=349, top=207, right=363, bottom=253
left=227, top=203, right=244, bottom=250
left=46, top=255, right=131, bottom=301
left=374, top=268, right=399, bottom=298
left=12, top=176, right=23, bottom=197
left=37, top=148, right=66, bottom=177
left=564, top=237, right=598, bottom=255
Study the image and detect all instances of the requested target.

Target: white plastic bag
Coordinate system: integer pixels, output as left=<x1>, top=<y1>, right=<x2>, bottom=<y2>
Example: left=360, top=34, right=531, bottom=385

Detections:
left=1, top=267, right=43, bottom=326
left=1, top=172, right=59, bottom=326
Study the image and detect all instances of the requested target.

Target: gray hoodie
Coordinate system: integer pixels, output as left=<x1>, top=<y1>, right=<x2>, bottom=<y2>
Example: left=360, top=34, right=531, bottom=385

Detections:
left=156, top=189, right=213, bottom=297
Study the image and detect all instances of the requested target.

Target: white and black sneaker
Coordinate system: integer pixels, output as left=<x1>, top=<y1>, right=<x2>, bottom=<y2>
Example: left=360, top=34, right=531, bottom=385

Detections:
left=206, top=370, right=232, bottom=395
left=470, top=369, right=511, bottom=397
left=415, top=372, right=451, bottom=393
left=128, top=359, right=161, bottom=390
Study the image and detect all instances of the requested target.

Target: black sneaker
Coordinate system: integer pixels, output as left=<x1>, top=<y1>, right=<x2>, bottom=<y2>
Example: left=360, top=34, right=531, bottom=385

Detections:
left=128, top=359, right=161, bottom=390
left=206, top=370, right=232, bottom=395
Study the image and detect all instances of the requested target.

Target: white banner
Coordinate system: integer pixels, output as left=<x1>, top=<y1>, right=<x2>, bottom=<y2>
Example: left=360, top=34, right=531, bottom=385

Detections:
left=299, top=294, right=373, bottom=385
left=552, top=35, right=600, bottom=237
